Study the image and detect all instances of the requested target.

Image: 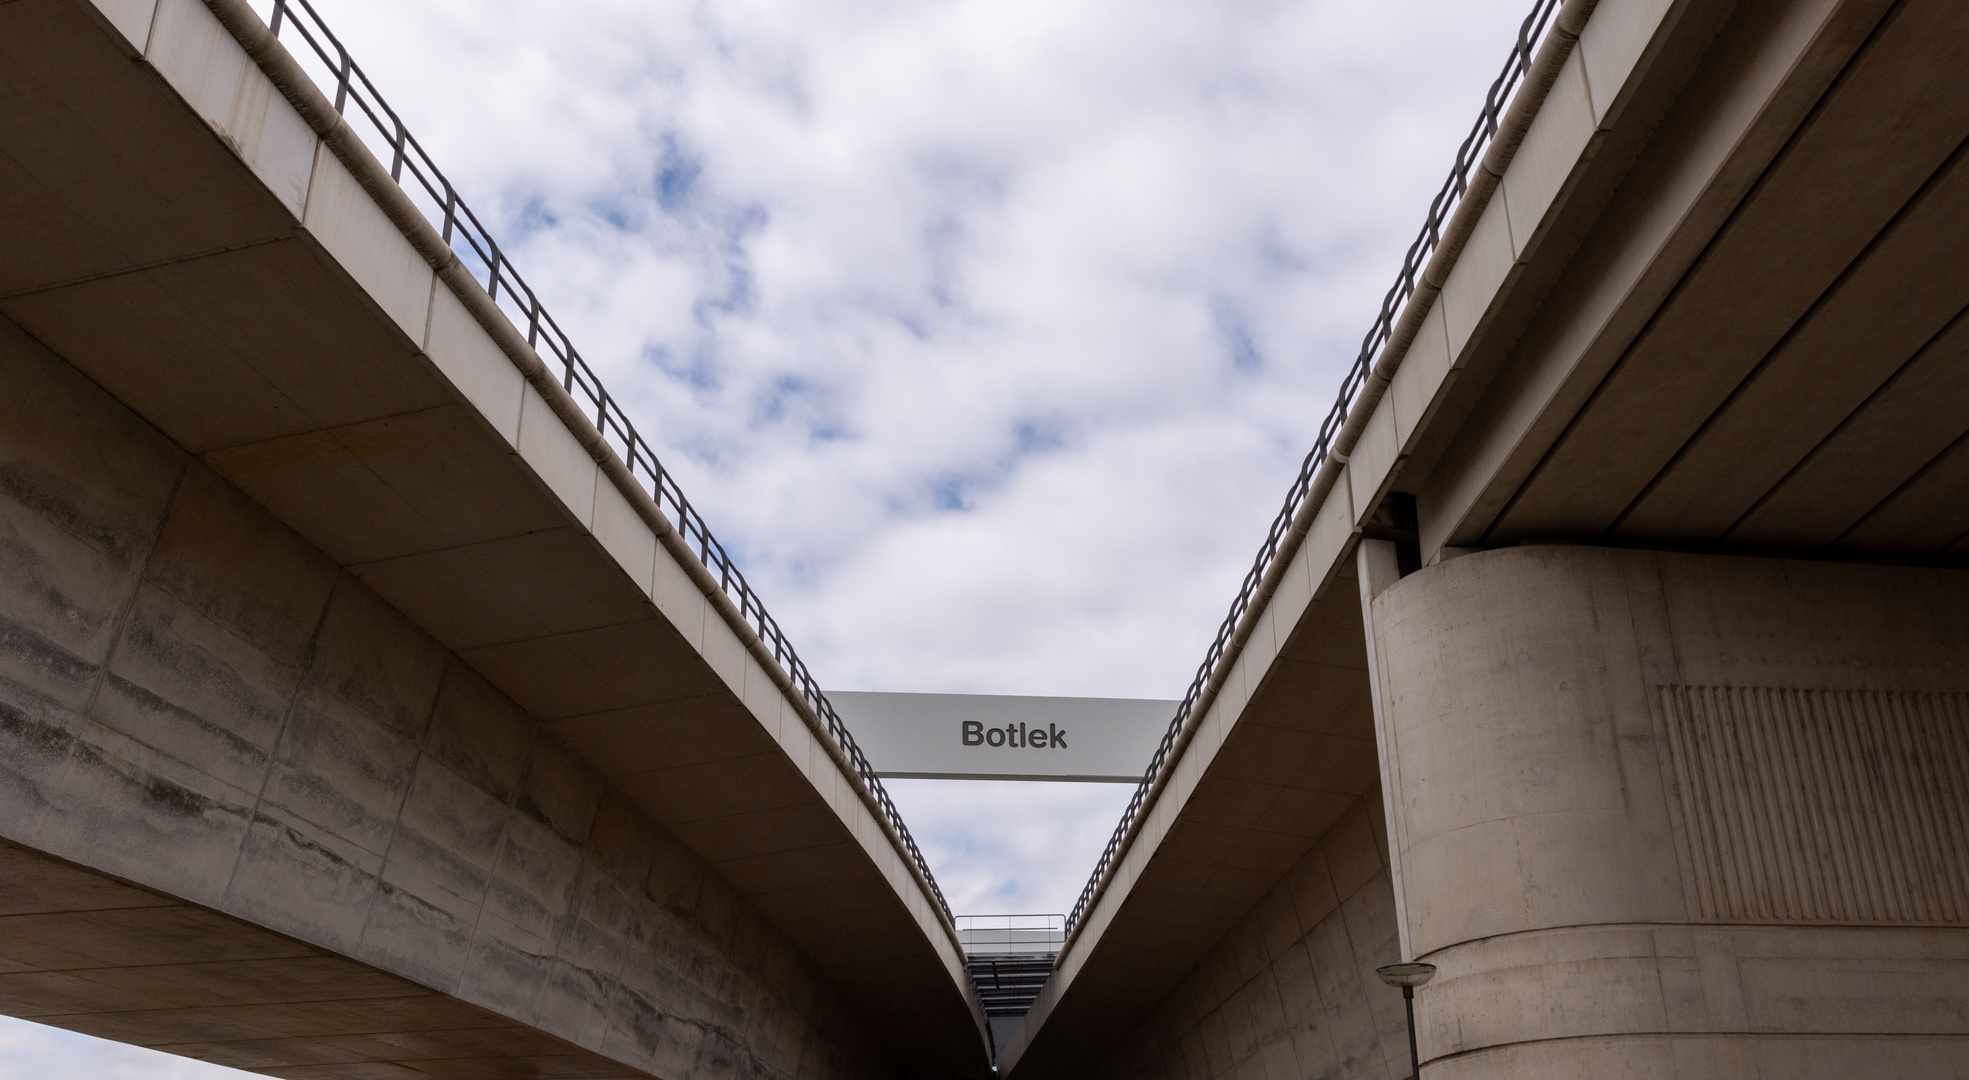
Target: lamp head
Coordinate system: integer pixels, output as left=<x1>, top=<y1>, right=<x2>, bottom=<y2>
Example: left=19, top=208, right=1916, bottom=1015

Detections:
left=1375, top=962, right=1437, bottom=989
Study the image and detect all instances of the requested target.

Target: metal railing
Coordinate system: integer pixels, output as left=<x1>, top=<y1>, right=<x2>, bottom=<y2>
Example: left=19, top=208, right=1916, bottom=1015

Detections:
left=955, top=913, right=1067, bottom=958
left=259, top=0, right=952, bottom=923
left=1065, top=0, right=1563, bottom=938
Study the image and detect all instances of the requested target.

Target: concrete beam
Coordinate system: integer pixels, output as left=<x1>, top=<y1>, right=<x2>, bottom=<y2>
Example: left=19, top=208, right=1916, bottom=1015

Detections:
left=999, top=0, right=1693, bottom=1072
left=0, top=318, right=901, bottom=1077
left=0, top=838, right=657, bottom=1079
left=1001, top=0, right=1969, bottom=1069
left=0, top=0, right=987, bottom=1073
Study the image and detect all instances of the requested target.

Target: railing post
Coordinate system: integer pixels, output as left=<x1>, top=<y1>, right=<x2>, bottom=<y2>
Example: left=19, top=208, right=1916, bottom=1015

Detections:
left=333, top=44, right=351, bottom=114
left=485, top=241, right=502, bottom=302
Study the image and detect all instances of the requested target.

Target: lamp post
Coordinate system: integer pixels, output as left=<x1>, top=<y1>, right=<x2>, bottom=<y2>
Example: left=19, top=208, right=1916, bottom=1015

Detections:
left=1375, top=962, right=1437, bottom=1080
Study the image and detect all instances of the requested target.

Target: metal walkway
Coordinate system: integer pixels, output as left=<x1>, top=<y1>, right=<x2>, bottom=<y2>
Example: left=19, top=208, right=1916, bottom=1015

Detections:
left=958, top=915, right=1065, bottom=1055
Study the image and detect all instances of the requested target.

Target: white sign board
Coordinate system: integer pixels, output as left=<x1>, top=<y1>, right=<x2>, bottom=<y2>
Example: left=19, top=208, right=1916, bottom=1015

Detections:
left=826, top=691, right=1177, bottom=782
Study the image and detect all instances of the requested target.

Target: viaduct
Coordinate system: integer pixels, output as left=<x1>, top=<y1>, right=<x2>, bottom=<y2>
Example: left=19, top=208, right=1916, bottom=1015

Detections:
left=1, top=0, right=1965, bottom=1077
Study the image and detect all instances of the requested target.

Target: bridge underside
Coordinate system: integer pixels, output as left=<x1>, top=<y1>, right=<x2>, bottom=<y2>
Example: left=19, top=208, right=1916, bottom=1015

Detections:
left=0, top=307, right=903, bottom=1078
left=0, top=839, right=656, bottom=1078
left=0, top=0, right=987, bottom=1076
left=1008, top=0, right=1969, bottom=1077
left=1412, top=0, right=1969, bottom=562
left=8, top=0, right=1969, bottom=1076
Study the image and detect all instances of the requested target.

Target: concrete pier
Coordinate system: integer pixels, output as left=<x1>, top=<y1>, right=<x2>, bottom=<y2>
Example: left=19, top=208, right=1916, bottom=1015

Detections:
left=8, top=0, right=1969, bottom=1074
left=1364, top=544, right=1969, bottom=1076
left=1001, top=0, right=1969, bottom=1075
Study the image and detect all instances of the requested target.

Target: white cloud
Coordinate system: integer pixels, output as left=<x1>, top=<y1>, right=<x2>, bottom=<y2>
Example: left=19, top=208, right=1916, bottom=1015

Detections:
left=13, top=0, right=1539, bottom=1070
left=260, top=0, right=1529, bottom=943
left=887, top=779, right=1140, bottom=914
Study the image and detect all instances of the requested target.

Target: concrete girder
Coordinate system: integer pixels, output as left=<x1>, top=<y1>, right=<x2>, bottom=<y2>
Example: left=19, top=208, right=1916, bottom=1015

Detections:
left=1008, top=0, right=1969, bottom=1075
left=0, top=0, right=989, bottom=1075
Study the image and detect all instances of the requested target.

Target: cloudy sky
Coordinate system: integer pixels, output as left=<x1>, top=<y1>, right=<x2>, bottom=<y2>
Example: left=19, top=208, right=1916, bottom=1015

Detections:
left=6, top=0, right=1535, bottom=1073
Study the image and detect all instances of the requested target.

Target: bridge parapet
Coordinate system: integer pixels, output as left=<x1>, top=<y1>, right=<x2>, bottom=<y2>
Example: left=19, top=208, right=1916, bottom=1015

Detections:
left=213, top=0, right=953, bottom=933
left=1058, top=0, right=1584, bottom=953
left=1006, top=0, right=1969, bottom=1073
left=1000, top=0, right=1697, bottom=1073
left=0, top=0, right=988, bottom=1073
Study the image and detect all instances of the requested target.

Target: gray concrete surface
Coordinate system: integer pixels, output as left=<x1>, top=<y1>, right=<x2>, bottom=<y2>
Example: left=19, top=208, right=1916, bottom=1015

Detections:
left=0, top=837, right=689, bottom=1079
left=0, top=0, right=986, bottom=1074
left=1000, top=554, right=1381, bottom=1080
left=1008, top=0, right=1969, bottom=1075
left=1403, top=0, right=1969, bottom=561
left=1079, top=794, right=1414, bottom=1080
left=10, top=0, right=1969, bottom=1072
left=1366, top=544, right=1969, bottom=1076
left=0, top=320, right=898, bottom=1078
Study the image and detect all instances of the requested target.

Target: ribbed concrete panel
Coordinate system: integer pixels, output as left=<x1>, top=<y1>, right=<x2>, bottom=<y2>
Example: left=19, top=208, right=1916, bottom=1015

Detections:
left=1662, top=685, right=1969, bottom=924
left=1365, top=547, right=1969, bottom=1076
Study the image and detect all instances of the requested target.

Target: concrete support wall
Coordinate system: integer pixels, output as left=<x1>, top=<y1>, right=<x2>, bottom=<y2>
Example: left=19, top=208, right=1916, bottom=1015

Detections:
left=1083, top=793, right=1414, bottom=1080
left=1365, top=544, right=1969, bottom=1077
left=0, top=314, right=895, bottom=1079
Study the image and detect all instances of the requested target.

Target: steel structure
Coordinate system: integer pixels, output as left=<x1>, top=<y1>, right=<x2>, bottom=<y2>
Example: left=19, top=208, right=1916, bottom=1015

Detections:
left=1065, top=0, right=1565, bottom=937
left=255, top=0, right=952, bottom=921
left=956, top=915, right=1066, bottom=1055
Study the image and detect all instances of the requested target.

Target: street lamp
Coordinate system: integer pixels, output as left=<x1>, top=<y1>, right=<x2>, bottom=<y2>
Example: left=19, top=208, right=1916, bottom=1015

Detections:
left=1375, top=962, right=1437, bottom=1080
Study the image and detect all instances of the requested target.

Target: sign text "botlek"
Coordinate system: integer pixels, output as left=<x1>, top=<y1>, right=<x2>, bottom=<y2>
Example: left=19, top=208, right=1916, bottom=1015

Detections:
left=962, top=721, right=1068, bottom=749
left=827, top=691, right=1173, bottom=782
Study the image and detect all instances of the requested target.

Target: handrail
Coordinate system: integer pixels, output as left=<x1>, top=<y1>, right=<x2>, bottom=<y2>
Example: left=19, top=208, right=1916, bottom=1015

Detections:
left=955, top=913, right=1067, bottom=929
left=258, top=0, right=953, bottom=923
left=1064, top=0, right=1565, bottom=938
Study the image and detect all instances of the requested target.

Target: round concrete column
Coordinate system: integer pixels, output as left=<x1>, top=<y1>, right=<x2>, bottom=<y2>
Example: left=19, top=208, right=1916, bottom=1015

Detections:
left=1365, top=544, right=1969, bottom=1077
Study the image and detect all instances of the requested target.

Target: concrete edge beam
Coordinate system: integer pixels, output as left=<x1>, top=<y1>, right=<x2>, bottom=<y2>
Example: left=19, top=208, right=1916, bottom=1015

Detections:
left=160, top=0, right=973, bottom=985
left=1004, top=0, right=1694, bottom=1070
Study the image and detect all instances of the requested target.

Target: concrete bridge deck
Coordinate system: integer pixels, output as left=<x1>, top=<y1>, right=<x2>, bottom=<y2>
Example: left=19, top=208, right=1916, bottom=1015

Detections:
left=6, top=0, right=1969, bottom=1077
left=1000, top=0, right=1969, bottom=1076
left=0, top=0, right=989, bottom=1076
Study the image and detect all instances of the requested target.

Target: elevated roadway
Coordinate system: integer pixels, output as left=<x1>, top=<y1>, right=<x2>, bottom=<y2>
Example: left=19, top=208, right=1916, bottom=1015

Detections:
left=1002, top=0, right=1969, bottom=1076
left=7, top=0, right=1969, bottom=1076
left=0, top=0, right=990, bottom=1076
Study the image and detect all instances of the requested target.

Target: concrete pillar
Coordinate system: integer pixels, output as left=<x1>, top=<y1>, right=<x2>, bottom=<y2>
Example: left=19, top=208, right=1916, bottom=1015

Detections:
left=1361, top=544, right=1969, bottom=1077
